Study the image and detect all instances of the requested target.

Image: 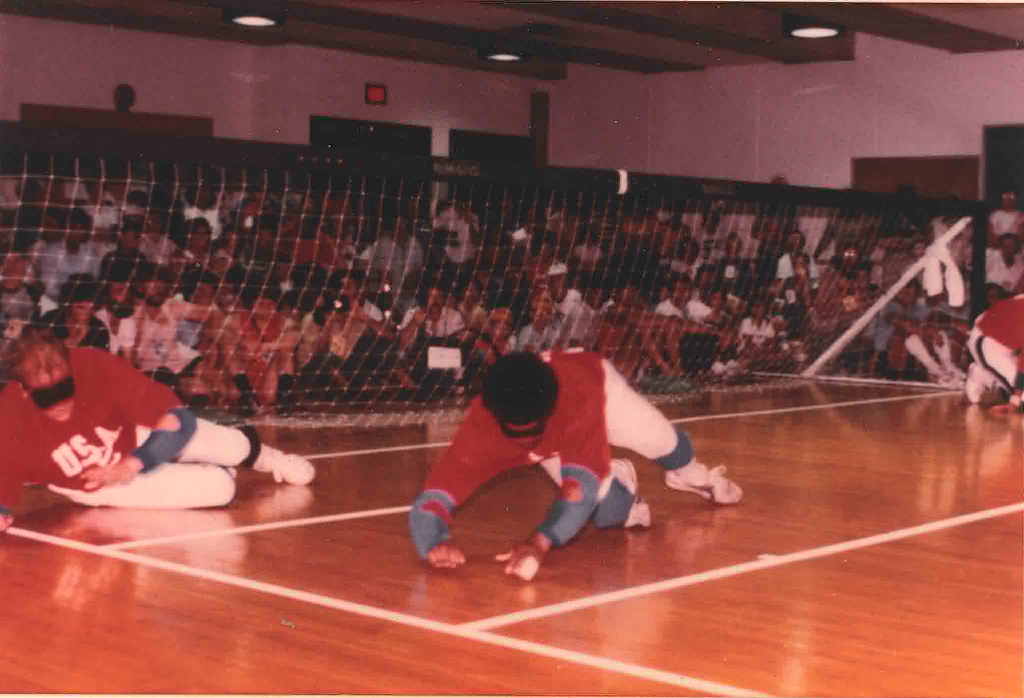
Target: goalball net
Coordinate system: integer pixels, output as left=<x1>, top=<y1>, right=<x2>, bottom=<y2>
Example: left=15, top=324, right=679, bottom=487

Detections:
left=0, top=125, right=988, bottom=427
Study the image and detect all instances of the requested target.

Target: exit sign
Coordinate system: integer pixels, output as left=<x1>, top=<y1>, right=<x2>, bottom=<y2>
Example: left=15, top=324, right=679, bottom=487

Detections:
left=365, top=83, right=387, bottom=106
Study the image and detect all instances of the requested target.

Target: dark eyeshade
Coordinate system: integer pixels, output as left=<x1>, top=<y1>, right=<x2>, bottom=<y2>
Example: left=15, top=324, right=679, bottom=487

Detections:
left=30, top=375, right=75, bottom=409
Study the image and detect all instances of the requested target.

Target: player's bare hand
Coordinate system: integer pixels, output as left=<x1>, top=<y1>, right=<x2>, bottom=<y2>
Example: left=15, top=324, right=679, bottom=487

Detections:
left=80, top=455, right=144, bottom=492
left=0, top=514, right=13, bottom=533
left=495, top=535, right=550, bottom=581
left=426, top=542, right=466, bottom=569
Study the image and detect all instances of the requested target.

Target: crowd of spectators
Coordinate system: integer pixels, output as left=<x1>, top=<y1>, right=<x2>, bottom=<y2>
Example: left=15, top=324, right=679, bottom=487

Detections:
left=0, top=172, right=1019, bottom=414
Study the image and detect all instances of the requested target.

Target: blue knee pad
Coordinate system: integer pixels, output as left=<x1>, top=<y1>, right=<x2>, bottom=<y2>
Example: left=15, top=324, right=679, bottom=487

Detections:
left=653, top=426, right=694, bottom=472
left=408, top=489, right=456, bottom=559
left=592, top=478, right=635, bottom=529
left=536, top=464, right=600, bottom=546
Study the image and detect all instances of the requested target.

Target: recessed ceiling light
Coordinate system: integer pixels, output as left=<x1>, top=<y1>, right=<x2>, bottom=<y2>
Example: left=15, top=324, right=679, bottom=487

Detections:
left=233, top=15, right=276, bottom=27
left=783, top=14, right=844, bottom=40
left=790, top=26, right=840, bottom=39
left=222, top=9, right=285, bottom=28
left=487, top=52, right=524, bottom=62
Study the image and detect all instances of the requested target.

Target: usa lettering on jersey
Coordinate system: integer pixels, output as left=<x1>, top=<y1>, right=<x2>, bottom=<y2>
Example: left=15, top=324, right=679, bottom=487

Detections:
left=50, top=426, right=122, bottom=477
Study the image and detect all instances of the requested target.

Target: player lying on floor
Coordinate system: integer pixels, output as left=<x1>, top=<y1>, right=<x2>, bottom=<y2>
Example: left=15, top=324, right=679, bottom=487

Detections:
left=408, top=350, right=742, bottom=581
left=0, top=328, right=315, bottom=535
left=964, top=293, right=1024, bottom=414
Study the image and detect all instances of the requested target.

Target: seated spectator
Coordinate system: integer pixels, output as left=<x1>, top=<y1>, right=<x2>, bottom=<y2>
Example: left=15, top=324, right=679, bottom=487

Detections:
left=810, top=269, right=872, bottom=374
left=398, top=284, right=467, bottom=349
left=774, top=230, right=820, bottom=291
left=772, top=252, right=814, bottom=343
left=130, top=265, right=211, bottom=404
left=397, top=283, right=468, bottom=400
left=737, top=297, right=785, bottom=372
left=570, top=223, right=605, bottom=271
left=432, top=199, right=479, bottom=284
left=985, top=232, right=1023, bottom=293
left=100, top=219, right=148, bottom=282
left=456, top=276, right=490, bottom=334
left=339, top=269, right=392, bottom=339
left=546, top=263, right=597, bottom=350
left=707, top=232, right=756, bottom=304
left=31, top=208, right=112, bottom=304
left=0, top=251, right=42, bottom=353
left=39, top=274, right=110, bottom=351
left=366, top=215, right=425, bottom=313
left=221, top=284, right=300, bottom=414
left=665, top=236, right=704, bottom=279
left=988, top=191, right=1022, bottom=245
left=137, top=208, right=180, bottom=267
left=93, top=260, right=140, bottom=359
left=516, top=293, right=565, bottom=354
left=180, top=184, right=222, bottom=239
left=594, top=284, right=680, bottom=382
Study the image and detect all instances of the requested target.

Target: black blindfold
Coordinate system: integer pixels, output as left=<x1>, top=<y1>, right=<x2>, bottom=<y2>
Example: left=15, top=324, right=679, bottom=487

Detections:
left=30, top=375, right=75, bottom=409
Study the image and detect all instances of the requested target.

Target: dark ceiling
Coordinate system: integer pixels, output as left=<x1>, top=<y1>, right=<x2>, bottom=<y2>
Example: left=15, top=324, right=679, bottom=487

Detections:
left=3, top=1, right=1023, bottom=80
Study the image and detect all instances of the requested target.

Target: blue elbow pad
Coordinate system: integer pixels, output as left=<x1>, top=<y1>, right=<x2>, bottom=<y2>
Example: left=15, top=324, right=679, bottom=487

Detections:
left=536, top=464, right=600, bottom=547
left=409, top=490, right=456, bottom=559
left=131, top=407, right=198, bottom=473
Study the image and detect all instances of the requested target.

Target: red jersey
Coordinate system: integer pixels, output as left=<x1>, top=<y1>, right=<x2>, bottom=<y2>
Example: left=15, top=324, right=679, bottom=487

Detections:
left=423, top=350, right=611, bottom=506
left=0, top=348, right=181, bottom=513
left=976, top=295, right=1024, bottom=373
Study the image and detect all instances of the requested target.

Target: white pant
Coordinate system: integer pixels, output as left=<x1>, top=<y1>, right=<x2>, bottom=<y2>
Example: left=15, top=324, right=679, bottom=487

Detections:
left=48, top=418, right=251, bottom=509
left=602, top=359, right=679, bottom=459
left=967, top=326, right=1019, bottom=394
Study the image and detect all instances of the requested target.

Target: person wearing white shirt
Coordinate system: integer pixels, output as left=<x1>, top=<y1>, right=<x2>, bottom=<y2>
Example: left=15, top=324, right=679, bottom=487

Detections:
left=398, top=285, right=466, bottom=349
left=516, top=293, right=565, bottom=354
left=31, top=208, right=113, bottom=303
left=985, top=233, right=1024, bottom=292
left=544, top=263, right=596, bottom=350
left=988, top=191, right=1022, bottom=243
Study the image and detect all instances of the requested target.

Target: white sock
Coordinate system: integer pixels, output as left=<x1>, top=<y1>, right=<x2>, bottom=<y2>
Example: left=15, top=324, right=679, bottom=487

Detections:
left=905, top=334, right=943, bottom=377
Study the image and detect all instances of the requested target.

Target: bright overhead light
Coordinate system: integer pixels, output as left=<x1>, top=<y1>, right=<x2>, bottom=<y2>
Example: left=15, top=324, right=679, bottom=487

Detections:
left=232, top=15, right=277, bottom=27
left=487, top=52, right=524, bottom=62
left=222, top=9, right=285, bottom=28
left=790, top=26, right=840, bottom=39
left=478, top=46, right=530, bottom=63
left=783, top=14, right=844, bottom=40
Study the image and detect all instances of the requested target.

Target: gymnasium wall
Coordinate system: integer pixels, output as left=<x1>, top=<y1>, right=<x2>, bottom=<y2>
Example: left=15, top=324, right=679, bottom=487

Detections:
left=2, top=13, right=1024, bottom=189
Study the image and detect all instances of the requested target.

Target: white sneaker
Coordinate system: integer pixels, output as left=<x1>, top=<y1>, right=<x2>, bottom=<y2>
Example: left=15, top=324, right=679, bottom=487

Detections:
left=665, top=461, right=743, bottom=504
left=253, top=446, right=316, bottom=485
left=624, top=497, right=651, bottom=528
left=964, top=362, right=992, bottom=404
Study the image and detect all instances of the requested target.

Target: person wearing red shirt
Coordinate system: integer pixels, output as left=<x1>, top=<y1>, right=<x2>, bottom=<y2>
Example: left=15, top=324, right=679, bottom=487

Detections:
left=964, top=294, right=1024, bottom=409
left=0, top=329, right=315, bottom=535
left=409, top=350, right=742, bottom=580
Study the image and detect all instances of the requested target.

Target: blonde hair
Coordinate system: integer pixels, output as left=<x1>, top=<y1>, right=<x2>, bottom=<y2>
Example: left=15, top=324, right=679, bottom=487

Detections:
left=4, top=326, right=69, bottom=384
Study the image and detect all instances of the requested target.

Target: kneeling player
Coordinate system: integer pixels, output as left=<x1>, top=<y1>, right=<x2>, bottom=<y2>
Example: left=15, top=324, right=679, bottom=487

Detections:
left=408, top=350, right=742, bottom=580
left=964, top=293, right=1023, bottom=412
left=0, top=328, right=315, bottom=535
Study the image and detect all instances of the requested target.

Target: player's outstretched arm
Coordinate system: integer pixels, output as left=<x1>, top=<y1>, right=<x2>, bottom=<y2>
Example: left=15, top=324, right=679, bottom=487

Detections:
left=80, top=407, right=198, bottom=491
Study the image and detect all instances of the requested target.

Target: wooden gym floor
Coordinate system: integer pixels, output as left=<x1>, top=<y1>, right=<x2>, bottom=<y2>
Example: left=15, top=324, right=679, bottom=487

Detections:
left=1, top=382, right=1021, bottom=696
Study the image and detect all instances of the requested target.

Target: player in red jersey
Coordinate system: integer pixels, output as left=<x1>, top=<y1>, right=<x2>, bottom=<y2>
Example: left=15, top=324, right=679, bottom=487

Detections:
left=964, top=294, right=1024, bottom=410
left=0, top=328, right=315, bottom=535
left=409, top=350, right=742, bottom=580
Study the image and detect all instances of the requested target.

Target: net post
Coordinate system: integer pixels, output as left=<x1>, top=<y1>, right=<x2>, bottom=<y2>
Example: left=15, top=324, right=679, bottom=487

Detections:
left=801, top=216, right=972, bottom=378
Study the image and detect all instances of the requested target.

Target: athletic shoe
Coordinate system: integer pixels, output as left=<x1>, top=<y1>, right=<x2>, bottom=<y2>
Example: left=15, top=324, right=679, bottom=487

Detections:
left=964, top=362, right=991, bottom=404
left=253, top=446, right=316, bottom=485
left=624, top=496, right=651, bottom=528
left=664, top=461, right=743, bottom=504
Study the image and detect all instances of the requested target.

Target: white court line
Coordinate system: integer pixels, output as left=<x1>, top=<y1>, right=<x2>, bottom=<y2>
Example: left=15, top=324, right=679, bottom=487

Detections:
left=308, top=390, right=958, bottom=461
left=7, top=526, right=767, bottom=698
left=105, top=505, right=412, bottom=550
left=460, top=501, right=1024, bottom=631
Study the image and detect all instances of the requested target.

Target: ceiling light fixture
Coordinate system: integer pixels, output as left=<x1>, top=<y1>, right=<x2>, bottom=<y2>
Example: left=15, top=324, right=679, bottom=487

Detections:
left=223, top=9, right=285, bottom=28
left=478, top=47, right=529, bottom=63
left=783, top=14, right=843, bottom=39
